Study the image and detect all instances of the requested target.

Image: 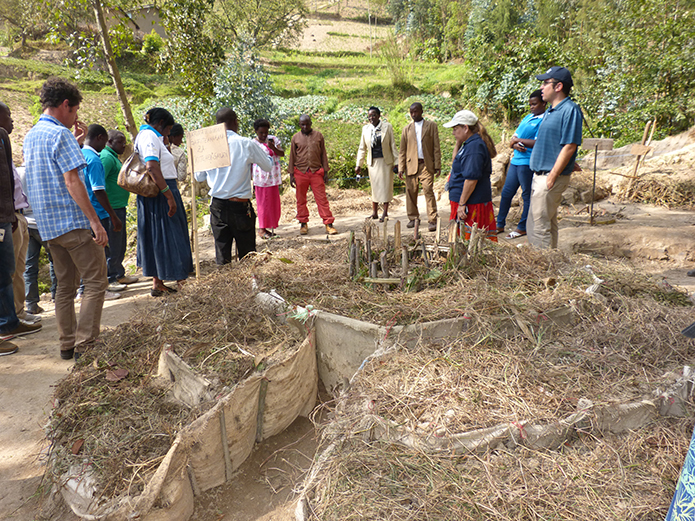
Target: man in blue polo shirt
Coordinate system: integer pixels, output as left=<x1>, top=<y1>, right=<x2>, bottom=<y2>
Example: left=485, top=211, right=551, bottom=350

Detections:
left=23, top=78, right=109, bottom=361
left=81, top=124, right=124, bottom=299
left=528, top=66, right=582, bottom=249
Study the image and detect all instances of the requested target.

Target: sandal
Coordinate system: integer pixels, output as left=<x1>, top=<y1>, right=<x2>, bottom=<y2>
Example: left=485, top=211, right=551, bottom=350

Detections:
left=261, top=231, right=273, bottom=240
left=506, top=230, right=527, bottom=239
left=496, top=228, right=505, bottom=235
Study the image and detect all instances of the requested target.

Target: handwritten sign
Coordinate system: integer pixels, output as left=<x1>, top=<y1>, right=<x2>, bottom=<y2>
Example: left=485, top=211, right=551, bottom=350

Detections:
left=187, top=123, right=231, bottom=172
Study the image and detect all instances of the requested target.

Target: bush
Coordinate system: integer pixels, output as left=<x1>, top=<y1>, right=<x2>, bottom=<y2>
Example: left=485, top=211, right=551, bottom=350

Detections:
left=141, top=30, right=164, bottom=55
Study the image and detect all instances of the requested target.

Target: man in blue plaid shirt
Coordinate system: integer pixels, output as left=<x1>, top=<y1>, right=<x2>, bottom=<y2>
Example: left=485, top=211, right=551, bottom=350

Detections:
left=23, top=78, right=109, bottom=361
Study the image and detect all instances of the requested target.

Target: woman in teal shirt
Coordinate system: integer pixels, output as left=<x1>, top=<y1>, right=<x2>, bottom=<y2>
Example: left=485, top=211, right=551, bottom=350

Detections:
left=496, top=90, right=546, bottom=239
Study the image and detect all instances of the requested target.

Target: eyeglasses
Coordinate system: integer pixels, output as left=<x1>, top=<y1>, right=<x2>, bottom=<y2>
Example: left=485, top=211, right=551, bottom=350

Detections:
left=542, top=80, right=557, bottom=86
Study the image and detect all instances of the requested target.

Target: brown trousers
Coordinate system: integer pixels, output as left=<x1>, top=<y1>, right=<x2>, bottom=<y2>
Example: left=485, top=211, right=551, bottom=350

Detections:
left=11, top=212, right=28, bottom=318
left=48, top=229, right=107, bottom=352
left=405, top=162, right=438, bottom=223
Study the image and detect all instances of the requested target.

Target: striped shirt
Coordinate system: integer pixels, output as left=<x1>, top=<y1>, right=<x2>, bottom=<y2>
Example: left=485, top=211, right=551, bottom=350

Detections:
left=23, top=114, right=89, bottom=241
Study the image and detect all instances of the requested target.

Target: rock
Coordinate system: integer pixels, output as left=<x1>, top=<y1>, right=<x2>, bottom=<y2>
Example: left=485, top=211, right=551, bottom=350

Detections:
left=580, top=186, right=610, bottom=203
left=562, top=186, right=581, bottom=205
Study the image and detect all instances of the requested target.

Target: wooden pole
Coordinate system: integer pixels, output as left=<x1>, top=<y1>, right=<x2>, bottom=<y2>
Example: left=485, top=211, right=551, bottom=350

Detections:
left=365, top=226, right=372, bottom=265
left=435, top=216, right=441, bottom=243
left=380, top=251, right=389, bottom=278
left=349, top=243, right=357, bottom=277
left=414, top=218, right=420, bottom=241
left=382, top=218, right=388, bottom=246
left=401, top=245, right=408, bottom=275
left=421, top=239, right=430, bottom=267
left=355, top=239, right=362, bottom=271
left=370, top=260, right=378, bottom=278
left=185, top=132, right=200, bottom=279
left=394, top=220, right=401, bottom=253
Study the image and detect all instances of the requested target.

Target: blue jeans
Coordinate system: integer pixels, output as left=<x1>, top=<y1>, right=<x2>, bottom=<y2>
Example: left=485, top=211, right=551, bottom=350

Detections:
left=0, top=222, right=19, bottom=333
left=497, top=163, right=534, bottom=233
left=25, top=227, right=57, bottom=305
left=107, top=207, right=127, bottom=282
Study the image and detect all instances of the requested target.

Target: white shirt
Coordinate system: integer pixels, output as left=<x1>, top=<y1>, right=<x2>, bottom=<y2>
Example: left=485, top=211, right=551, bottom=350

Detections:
left=414, top=120, right=424, bottom=159
left=135, top=127, right=177, bottom=180
left=194, top=130, right=273, bottom=200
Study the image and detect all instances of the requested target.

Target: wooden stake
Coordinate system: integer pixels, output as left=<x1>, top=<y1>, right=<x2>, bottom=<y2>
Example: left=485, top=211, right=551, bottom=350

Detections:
left=447, top=221, right=457, bottom=243
left=349, top=243, right=357, bottom=277
left=382, top=218, right=388, bottom=246
left=380, top=251, right=389, bottom=278
left=370, top=260, right=378, bottom=278
left=394, top=220, right=401, bottom=253
left=186, top=132, right=200, bottom=279
left=421, top=240, right=430, bottom=267
left=435, top=216, right=441, bottom=243
left=414, top=218, right=420, bottom=241
left=401, top=245, right=409, bottom=275
left=355, top=239, right=362, bottom=271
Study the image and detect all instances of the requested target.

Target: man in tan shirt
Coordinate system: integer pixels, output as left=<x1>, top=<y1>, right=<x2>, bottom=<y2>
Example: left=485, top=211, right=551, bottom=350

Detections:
left=288, top=114, right=337, bottom=235
left=398, top=102, right=441, bottom=231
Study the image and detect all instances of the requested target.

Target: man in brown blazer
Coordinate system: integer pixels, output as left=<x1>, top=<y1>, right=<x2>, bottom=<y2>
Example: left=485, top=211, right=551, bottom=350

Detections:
left=398, top=102, right=441, bottom=231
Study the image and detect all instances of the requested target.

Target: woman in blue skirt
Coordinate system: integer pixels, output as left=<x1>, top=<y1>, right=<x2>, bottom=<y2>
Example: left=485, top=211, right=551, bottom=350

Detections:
left=135, top=108, right=193, bottom=296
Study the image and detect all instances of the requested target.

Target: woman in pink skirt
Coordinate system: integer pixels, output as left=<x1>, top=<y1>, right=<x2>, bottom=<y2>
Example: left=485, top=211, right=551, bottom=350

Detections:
left=252, top=119, right=283, bottom=239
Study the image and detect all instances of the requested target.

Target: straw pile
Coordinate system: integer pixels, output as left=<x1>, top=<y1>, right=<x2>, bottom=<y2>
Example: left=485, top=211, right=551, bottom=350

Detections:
left=47, top=265, right=303, bottom=499
left=301, top=293, right=695, bottom=520
left=278, top=241, right=695, bottom=520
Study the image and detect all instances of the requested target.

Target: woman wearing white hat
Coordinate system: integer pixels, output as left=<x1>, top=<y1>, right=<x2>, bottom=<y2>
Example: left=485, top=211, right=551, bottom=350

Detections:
left=443, top=110, right=498, bottom=242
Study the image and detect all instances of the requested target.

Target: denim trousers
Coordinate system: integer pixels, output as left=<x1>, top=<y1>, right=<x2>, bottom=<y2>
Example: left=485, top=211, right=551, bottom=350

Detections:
left=497, top=163, right=534, bottom=233
left=25, top=227, right=57, bottom=305
left=0, top=222, right=19, bottom=333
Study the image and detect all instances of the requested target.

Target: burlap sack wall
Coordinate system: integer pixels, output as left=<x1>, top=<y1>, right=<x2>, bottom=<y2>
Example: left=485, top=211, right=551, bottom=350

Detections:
left=62, top=333, right=317, bottom=520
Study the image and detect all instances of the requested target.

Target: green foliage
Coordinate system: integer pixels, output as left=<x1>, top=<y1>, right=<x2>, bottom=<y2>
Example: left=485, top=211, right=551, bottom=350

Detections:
left=379, top=32, right=414, bottom=87
left=159, top=0, right=224, bottom=97
left=211, top=0, right=307, bottom=48
left=141, top=30, right=164, bottom=55
left=214, top=41, right=277, bottom=135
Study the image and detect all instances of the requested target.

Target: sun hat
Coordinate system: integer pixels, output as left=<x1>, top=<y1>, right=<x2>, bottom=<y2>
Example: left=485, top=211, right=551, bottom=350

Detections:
left=443, top=110, right=478, bottom=128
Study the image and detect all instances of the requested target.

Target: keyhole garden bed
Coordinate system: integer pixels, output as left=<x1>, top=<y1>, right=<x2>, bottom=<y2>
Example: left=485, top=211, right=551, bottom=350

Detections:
left=44, top=233, right=695, bottom=520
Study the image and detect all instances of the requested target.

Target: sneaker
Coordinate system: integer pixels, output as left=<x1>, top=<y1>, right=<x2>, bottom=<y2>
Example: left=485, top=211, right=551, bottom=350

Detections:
left=406, top=220, right=416, bottom=229
left=108, top=282, right=127, bottom=292
left=4, top=321, right=42, bottom=338
left=60, top=347, right=75, bottom=360
left=300, top=223, right=308, bottom=235
left=428, top=221, right=437, bottom=232
left=104, top=290, right=121, bottom=300
left=326, top=224, right=338, bottom=235
left=0, top=340, right=18, bottom=356
left=26, top=303, right=44, bottom=314
left=117, top=275, right=139, bottom=284
left=22, top=313, right=42, bottom=324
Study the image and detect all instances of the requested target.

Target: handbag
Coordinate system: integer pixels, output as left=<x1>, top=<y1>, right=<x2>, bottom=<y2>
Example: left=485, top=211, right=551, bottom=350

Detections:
left=117, top=148, right=160, bottom=198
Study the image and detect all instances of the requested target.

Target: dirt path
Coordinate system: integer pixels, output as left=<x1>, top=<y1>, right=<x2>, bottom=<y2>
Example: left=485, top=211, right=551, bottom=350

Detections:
left=3, top=186, right=695, bottom=520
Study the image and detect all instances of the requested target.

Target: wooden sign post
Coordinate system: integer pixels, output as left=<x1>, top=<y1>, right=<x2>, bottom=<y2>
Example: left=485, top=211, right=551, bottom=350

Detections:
left=186, top=123, right=231, bottom=278
left=581, top=137, right=614, bottom=225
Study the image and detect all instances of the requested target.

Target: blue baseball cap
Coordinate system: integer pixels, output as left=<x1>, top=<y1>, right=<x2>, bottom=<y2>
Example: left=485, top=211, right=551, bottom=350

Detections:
left=536, top=66, right=574, bottom=87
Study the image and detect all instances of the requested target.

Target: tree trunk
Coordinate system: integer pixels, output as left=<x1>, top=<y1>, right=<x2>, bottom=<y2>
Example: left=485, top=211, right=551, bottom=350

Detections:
left=91, top=0, right=138, bottom=140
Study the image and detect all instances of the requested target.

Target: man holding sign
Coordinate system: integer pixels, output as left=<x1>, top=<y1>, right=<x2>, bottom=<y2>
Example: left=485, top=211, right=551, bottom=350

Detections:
left=194, top=108, right=278, bottom=264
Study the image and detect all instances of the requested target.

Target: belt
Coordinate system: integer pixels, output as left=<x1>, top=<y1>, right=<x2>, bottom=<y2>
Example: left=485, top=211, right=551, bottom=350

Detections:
left=228, top=197, right=250, bottom=203
left=417, top=159, right=425, bottom=164
left=534, top=171, right=549, bottom=176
